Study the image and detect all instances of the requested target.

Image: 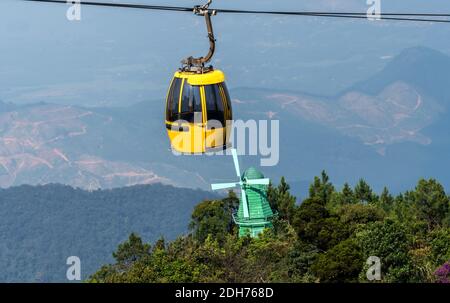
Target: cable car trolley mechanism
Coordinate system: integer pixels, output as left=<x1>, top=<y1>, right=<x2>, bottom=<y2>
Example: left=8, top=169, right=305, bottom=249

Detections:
left=165, top=0, right=233, bottom=154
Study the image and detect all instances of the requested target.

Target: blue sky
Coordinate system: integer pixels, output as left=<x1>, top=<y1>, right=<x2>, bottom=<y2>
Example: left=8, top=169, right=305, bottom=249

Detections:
left=1, top=0, right=450, bottom=106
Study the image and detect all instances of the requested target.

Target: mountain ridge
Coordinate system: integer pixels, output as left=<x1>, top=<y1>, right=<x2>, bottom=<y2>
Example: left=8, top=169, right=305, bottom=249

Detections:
left=347, top=46, right=450, bottom=103
left=0, top=46, right=449, bottom=194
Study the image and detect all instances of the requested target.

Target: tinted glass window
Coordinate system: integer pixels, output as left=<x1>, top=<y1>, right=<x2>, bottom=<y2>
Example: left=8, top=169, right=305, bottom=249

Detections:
left=166, top=78, right=182, bottom=122
left=180, top=83, right=202, bottom=123
left=205, top=84, right=225, bottom=125
left=220, top=83, right=232, bottom=121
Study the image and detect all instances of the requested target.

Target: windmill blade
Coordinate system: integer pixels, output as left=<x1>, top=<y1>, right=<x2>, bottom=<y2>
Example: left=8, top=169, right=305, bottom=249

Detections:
left=211, top=182, right=237, bottom=191
left=231, top=149, right=241, bottom=178
left=241, top=189, right=249, bottom=218
left=246, top=178, right=270, bottom=186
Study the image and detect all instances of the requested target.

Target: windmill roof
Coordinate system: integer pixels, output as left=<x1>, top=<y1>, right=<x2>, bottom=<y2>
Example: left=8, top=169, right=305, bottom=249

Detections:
left=242, top=167, right=264, bottom=180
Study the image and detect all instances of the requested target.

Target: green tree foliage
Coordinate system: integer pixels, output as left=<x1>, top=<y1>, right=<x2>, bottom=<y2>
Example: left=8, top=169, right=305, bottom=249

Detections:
left=0, top=183, right=219, bottom=282
left=354, top=179, right=378, bottom=204
left=336, top=204, right=385, bottom=233
left=189, top=191, right=239, bottom=243
left=429, top=228, right=450, bottom=265
left=379, top=187, right=395, bottom=212
left=89, top=174, right=450, bottom=283
left=286, top=240, right=319, bottom=282
left=356, top=219, right=417, bottom=282
left=309, top=170, right=335, bottom=204
left=311, top=238, right=363, bottom=283
left=112, top=233, right=151, bottom=267
left=292, top=197, right=330, bottom=248
left=412, top=179, right=449, bottom=229
left=327, top=183, right=357, bottom=211
left=267, top=177, right=297, bottom=222
left=334, top=183, right=357, bottom=206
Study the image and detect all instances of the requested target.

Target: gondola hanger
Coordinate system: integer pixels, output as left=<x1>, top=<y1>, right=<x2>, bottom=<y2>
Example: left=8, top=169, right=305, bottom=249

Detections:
left=181, top=0, right=217, bottom=73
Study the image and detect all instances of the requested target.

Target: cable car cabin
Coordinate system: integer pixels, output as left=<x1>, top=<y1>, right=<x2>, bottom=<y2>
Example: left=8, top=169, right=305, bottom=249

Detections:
left=165, top=69, right=232, bottom=154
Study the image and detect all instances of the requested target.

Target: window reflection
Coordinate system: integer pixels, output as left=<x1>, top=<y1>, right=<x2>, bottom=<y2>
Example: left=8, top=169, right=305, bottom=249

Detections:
left=220, top=83, right=232, bottom=121
left=180, top=83, right=202, bottom=123
left=166, top=78, right=182, bottom=122
left=205, top=84, right=225, bottom=125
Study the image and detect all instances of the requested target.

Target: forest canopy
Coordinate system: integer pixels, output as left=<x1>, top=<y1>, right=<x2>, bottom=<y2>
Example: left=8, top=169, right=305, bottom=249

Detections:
left=0, top=183, right=218, bottom=282
left=89, top=172, right=450, bottom=283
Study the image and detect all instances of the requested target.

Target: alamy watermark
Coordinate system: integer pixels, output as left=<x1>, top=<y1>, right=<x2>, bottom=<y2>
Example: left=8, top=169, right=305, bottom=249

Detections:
left=169, top=118, right=280, bottom=167
left=366, top=256, right=381, bottom=281
left=66, top=256, right=81, bottom=281
left=367, top=0, right=382, bottom=20
left=67, top=0, right=81, bottom=21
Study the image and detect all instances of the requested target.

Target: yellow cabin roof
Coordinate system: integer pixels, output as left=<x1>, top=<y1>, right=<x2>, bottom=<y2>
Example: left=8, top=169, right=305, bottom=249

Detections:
left=174, top=69, right=226, bottom=85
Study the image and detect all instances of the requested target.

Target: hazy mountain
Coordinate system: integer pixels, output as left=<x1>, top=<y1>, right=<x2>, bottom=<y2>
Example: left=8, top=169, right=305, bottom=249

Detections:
left=0, top=99, right=208, bottom=189
left=350, top=46, right=450, bottom=103
left=0, top=46, right=449, bottom=195
left=229, top=46, right=450, bottom=193
left=0, top=183, right=219, bottom=282
left=261, top=79, right=444, bottom=154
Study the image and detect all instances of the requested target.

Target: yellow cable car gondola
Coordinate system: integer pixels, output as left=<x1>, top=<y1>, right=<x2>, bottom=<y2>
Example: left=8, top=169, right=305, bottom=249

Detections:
left=165, top=1, right=232, bottom=154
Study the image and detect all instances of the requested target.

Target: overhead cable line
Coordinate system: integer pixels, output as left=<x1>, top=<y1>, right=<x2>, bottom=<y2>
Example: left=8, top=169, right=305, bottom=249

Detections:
left=22, top=0, right=450, bottom=23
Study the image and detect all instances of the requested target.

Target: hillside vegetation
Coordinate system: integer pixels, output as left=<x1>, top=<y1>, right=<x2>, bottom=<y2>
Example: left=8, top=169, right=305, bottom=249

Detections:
left=0, top=184, right=218, bottom=282
left=90, top=172, right=450, bottom=283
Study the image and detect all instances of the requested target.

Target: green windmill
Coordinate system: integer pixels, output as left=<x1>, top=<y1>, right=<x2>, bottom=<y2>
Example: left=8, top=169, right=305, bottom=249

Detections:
left=211, top=149, right=276, bottom=238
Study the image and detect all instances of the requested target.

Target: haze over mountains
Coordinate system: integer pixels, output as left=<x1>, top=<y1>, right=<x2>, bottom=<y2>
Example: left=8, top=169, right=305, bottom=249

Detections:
left=265, top=47, right=448, bottom=155
left=0, top=46, right=449, bottom=195
left=3, top=0, right=450, bottom=106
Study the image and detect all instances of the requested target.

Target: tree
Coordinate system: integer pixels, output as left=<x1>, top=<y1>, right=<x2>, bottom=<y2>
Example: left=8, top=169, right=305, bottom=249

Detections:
left=317, top=217, right=350, bottom=250
left=190, top=200, right=233, bottom=243
left=354, top=179, right=377, bottom=204
left=309, top=171, right=335, bottom=204
left=328, top=183, right=357, bottom=210
left=191, top=235, right=227, bottom=282
left=412, top=179, right=449, bottom=229
left=342, top=183, right=356, bottom=204
left=356, top=219, right=417, bottom=282
left=311, top=238, right=363, bottom=283
left=379, top=187, right=394, bottom=211
left=242, top=226, right=297, bottom=282
left=337, top=204, right=385, bottom=233
left=88, top=177, right=450, bottom=284
left=112, top=233, right=151, bottom=267
left=267, top=177, right=297, bottom=222
left=222, top=190, right=240, bottom=212
left=89, top=233, right=153, bottom=282
left=392, top=193, right=415, bottom=224
left=292, top=197, right=329, bottom=245
left=293, top=197, right=348, bottom=250
left=287, top=240, right=319, bottom=282
left=429, top=228, right=450, bottom=265
left=189, top=192, right=239, bottom=243
left=152, top=236, right=166, bottom=252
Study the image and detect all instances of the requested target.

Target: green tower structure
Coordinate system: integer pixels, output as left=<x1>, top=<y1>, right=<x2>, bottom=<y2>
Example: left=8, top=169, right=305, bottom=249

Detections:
left=234, top=167, right=275, bottom=237
left=211, top=149, right=276, bottom=238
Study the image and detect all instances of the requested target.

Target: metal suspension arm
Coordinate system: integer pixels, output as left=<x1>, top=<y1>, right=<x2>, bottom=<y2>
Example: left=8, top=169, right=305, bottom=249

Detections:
left=181, top=1, right=217, bottom=69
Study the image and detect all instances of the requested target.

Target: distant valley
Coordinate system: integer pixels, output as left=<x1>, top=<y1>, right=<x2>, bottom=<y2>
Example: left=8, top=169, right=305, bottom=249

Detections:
left=0, top=100, right=207, bottom=189
left=0, top=46, right=449, bottom=195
